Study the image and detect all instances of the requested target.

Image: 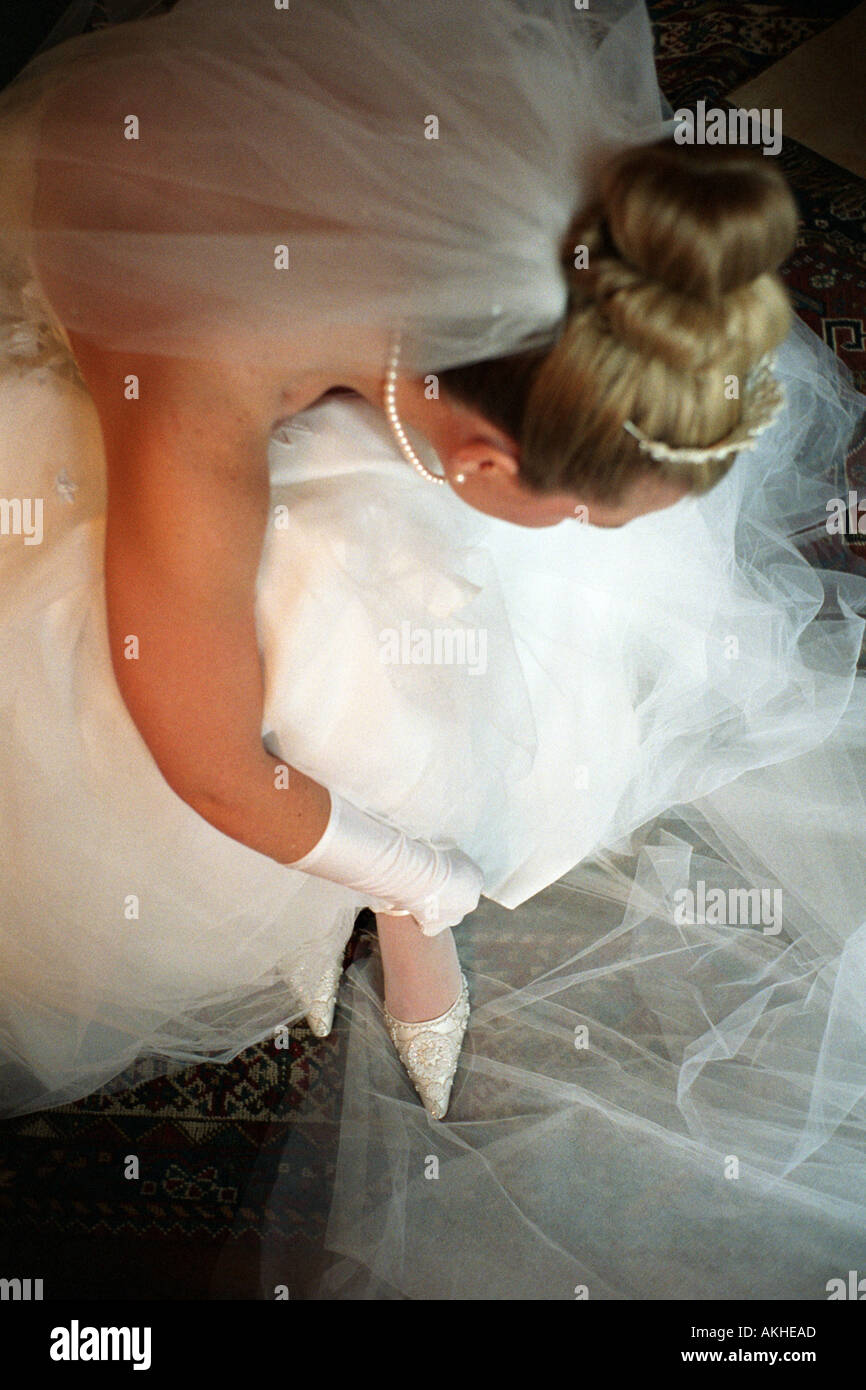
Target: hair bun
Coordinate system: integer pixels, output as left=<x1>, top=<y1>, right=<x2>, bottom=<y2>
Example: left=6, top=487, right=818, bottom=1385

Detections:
left=560, top=140, right=797, bottom=371
left=597, top=140, right=798, bottom=302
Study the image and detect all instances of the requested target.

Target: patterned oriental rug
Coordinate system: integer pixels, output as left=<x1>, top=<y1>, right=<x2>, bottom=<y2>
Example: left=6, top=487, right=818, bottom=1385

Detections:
left=0, top=0, right=864, bottom=1299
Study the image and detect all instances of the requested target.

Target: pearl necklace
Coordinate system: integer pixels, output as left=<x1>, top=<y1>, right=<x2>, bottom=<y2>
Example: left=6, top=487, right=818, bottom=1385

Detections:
left=383, top=334, right=447, bottom=486
left=384, top=331, right=582, bottom=517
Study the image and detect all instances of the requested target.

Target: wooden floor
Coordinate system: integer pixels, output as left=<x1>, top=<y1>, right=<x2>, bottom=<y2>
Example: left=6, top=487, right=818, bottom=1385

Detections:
left=728, top=2, right=866, bottom=179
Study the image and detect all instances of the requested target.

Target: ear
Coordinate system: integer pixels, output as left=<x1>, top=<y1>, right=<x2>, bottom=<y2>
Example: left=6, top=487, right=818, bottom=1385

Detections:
left=451, top=435, right=521, bottom=482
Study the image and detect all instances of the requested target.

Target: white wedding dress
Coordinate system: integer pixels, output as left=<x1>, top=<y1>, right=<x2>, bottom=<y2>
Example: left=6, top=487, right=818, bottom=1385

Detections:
left=3, top=265, right=866, bottom=1298
left=2, top=0, right=866, bottom=1300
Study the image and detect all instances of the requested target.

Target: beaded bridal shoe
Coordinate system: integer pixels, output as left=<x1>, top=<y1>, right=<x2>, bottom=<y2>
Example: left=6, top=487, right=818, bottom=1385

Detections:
left=304, top=958, right=344, bottom=1038
left=383, top=971, right=470, bottom=1120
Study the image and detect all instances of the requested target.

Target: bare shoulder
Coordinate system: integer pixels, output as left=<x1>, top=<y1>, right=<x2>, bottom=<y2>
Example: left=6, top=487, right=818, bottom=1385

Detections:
left=70, top=332, right=280, bottom=483
left=70, top=334, right=277, bottom=608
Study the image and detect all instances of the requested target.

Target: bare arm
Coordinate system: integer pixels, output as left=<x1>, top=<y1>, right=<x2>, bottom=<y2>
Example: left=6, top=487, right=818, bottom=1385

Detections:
left=82, top=340, right=331, bottom=863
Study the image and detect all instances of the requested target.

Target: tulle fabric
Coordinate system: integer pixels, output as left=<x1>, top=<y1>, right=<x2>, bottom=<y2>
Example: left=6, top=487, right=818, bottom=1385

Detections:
left=238, top=324, right=866, bottom=1300
left=252, top=364, right=866, bottom=1298
left=0, top=0, right=670, bottom=374
left=0, top=269, right=367, bottom=1113
left=256, top=317, right=866, bottom=907
left=4, top=251, right=866, bottom=1296
left=267, top=780, right=866, bottom=1300
left=2, top=0, right=866, bottom=1299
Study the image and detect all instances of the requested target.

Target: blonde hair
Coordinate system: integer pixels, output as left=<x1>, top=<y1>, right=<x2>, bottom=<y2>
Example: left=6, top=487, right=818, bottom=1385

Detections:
left=440, top=140, right=799, bottom=502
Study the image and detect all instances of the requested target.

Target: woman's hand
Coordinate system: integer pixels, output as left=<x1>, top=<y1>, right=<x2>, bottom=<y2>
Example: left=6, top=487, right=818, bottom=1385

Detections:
left=290, top=790, right=484, bottom=931
left=395, top=845, right=484, bottom=935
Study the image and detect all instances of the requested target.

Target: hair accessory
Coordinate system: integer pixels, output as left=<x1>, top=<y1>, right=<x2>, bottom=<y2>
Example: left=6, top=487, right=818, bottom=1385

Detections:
left=384, top=333, right=447, bottom=485
left=622, top=355, right=785, bottom=465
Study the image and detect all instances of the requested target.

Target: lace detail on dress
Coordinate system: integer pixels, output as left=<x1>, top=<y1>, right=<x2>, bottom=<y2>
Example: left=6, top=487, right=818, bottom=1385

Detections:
left=0, top=257, right=82, bottom=386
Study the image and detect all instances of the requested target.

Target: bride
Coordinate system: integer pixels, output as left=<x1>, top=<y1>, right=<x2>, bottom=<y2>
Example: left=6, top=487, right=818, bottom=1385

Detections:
left=2, top=0, right=866, bottom=1297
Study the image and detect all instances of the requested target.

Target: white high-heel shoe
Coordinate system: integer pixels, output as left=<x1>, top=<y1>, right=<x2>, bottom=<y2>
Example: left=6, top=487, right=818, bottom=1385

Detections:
left=302, top=915, right=374, bottom=1037
left=383, top=971, right=470, bottom=1120
left=304, top=957, right=344, bottom=1038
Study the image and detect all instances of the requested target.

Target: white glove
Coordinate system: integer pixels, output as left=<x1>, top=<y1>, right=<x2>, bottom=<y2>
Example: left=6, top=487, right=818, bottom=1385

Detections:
left=288, top=789, right=483, bottom=934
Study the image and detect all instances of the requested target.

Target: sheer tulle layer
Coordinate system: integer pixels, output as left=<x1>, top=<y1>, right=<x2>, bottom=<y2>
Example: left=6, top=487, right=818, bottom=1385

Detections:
left=3, top=275, right=866, bottom=1316
left=276, top=805, right=866, bottom=1300
left=0, top=0, right=670, bottom=373
left=0, top=368, right=369, bottom=1115
left=1, top=0, right=866, bottom=1288
left=3, top=308, right=866, bottom=1301
left=256, top=318, right=866, bottom=907
left=234, top=329, right=866, bottom=1298
left=224, top=704, right=866, bottom=1298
